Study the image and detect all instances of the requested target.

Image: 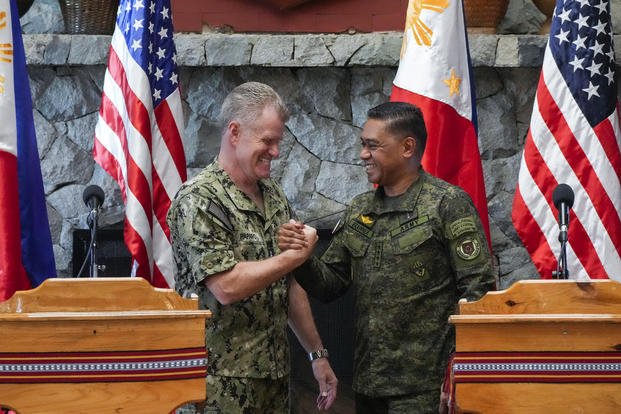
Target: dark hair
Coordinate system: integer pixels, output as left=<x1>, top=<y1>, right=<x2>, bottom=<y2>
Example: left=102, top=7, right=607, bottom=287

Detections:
left=367, top=102, right=427, bottom=156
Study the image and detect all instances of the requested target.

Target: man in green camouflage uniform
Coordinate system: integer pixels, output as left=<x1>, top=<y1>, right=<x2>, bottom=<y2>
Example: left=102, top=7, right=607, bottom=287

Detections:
left=168, top=82, right=337, bottom=413
left=280, top=102, right=495, bottom=413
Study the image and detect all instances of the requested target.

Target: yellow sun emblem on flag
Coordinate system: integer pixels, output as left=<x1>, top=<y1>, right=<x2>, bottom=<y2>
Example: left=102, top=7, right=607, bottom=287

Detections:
left=401, top=0, right=449, bottom=56
left=0, top=10, right=12, bottom=64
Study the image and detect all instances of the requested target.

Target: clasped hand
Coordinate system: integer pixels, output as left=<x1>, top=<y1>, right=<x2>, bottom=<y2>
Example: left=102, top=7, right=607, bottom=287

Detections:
left=279, top=219, right=317, bottom=251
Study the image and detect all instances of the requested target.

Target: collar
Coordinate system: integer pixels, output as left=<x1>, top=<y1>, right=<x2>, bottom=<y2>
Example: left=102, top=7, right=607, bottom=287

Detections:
left=364, top=170, right=427, bottom=216
left=210, top=160, right=284, bottom=220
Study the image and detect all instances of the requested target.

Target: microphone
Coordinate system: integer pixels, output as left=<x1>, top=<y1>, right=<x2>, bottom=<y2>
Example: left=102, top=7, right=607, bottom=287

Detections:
left=552, top=183, right=574, bottom=243
left=83, top=185, right=105, bottom=211
left=80, top=185, right=105, bottom=279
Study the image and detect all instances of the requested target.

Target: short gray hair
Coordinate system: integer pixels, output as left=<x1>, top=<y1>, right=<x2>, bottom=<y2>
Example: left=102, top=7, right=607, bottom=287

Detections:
left=218, top=82, right=289, bottom=131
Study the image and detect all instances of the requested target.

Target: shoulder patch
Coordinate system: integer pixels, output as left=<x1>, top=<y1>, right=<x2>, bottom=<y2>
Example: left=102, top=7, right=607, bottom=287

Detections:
left=447, top=216, right=477, bottom=239
left=206, top=200, right=233, bottom=232
left=455, top=236, right=482, bottom=261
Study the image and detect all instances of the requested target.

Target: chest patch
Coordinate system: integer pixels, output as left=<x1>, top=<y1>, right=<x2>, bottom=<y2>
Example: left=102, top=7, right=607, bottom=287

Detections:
left=390, top=215, right=429, bottom=238
left=348, top=219, right=374, bottom=239
left=238, top=232, right=262, bottom=243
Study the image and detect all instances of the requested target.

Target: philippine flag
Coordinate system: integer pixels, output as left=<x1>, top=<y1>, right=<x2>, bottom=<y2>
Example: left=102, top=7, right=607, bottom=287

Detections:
left=0, top=0, right=56, bottom=301
left=391, top=0, right=490, bottom=245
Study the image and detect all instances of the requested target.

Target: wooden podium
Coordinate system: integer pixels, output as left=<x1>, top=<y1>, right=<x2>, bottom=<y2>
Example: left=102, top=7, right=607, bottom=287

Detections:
left=449, top=279, right=621, bottom=413
left=0, top=277, right=212, bottom=414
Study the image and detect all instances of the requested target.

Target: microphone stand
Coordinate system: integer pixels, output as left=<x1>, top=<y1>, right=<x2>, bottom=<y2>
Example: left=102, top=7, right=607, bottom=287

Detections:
left=554, top=204, right=569, bottom=280
left=87, top=207, right=99, bottom=278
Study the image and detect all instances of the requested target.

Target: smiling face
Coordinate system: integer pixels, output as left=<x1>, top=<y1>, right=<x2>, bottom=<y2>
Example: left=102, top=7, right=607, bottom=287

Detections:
left=232, top=105, right=284, bottom=183
left=360, top=118, right=419, bottom=195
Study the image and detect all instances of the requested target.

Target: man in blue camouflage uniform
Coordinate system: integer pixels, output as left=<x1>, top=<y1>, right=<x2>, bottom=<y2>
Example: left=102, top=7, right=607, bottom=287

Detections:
left=279, top=102, right=495, bottom=413
left=168, top=82, right=337, bottom=413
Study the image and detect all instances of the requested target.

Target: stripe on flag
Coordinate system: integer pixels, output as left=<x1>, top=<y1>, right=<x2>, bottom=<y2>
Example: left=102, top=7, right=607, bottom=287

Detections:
left=512, top=0, right=621, bottom=280
left=0, top=0, right=56, bottom=301
left=94, top=0, right=186, bottom=288
left=390, top=0, right=491, bottom=246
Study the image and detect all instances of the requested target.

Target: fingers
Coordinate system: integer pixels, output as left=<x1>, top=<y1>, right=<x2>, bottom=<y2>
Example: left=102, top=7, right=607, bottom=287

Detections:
left=316, top=386, right=336, bottom=410
left=312, top=360, right=338, bottom=411
left=302, top=225, right=319, bottom=247
left=278, top=221, right=308, bottom=250
left=316, top=387, right=336, bottom=411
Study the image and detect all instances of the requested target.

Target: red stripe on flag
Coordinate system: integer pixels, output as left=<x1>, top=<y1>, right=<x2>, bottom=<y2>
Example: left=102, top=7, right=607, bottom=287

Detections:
left=93, top=134, right=125, bottom=195
left=123, top=219, right=151, bottom=281
left=152, top=263, right=169, bottom=289
left=151, top=170, right=171, bottom=239
left=0, top=152, right=31, bottom=300
left=511, top=189, right=556, bottom=279
left=155, top=100, right=187, bottom=180
left=596, top=110, right=621, bottom=181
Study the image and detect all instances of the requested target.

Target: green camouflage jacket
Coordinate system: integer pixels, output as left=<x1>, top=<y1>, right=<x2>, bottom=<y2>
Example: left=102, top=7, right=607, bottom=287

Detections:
left=295, top=170, right=495, bottom=397
left=167, top=160, right=291, bottom=379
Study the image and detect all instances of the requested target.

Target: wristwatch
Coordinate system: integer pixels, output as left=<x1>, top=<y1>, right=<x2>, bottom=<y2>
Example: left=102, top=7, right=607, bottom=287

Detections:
left=308, top=348, right=329, bottom=361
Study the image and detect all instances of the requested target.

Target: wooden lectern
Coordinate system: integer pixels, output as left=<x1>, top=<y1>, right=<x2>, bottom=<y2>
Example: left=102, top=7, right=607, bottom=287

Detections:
left=449, top=279, right=621, bottom=413
left=0, top=277, right=212, bottom=414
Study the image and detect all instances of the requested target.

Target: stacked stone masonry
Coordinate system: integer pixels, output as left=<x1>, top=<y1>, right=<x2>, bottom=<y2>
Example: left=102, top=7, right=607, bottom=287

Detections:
left=22, top=29, right=621, bottom=289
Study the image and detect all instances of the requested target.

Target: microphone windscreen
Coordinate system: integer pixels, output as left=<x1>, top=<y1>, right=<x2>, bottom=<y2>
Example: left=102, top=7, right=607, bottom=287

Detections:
left=83, top=184, right=105, bottom=207
left=552, top=183, right=574, bottom=210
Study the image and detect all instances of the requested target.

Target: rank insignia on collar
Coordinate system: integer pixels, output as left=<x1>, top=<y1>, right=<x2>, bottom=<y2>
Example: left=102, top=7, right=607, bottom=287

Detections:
left=358, top=214, right=374, bottom=226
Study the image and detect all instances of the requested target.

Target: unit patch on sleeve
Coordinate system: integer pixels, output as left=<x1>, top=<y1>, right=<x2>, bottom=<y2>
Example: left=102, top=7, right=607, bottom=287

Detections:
left=456, top=237, right=482, bottom=261
left=447, top=216, right=477, bottom=239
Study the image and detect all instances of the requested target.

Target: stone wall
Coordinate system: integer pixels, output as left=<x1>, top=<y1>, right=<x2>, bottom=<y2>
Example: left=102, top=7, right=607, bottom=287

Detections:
left=18, top=0, right=621, bottom=290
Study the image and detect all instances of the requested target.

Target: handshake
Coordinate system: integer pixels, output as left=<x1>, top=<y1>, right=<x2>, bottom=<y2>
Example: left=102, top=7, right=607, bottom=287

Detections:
left=278, top=219, right=319, bottom=261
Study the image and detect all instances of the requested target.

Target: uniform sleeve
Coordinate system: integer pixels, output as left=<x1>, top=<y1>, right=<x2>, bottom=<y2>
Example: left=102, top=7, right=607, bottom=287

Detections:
left=170, top=193, right=238, bottom=286
left=293, top=215, right=352, bottom=303
left=439, top=189, right=495, bottom=302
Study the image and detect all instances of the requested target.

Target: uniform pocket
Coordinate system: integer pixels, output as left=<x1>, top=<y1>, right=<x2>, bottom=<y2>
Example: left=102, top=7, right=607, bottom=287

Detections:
left=345, top=234, right=371, bottom=258
left=393, top=223, right=433, bottom=255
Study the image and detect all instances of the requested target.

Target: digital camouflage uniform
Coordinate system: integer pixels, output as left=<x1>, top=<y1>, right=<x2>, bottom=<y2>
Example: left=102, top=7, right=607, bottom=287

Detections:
left=295, top=170, right=494, bottom=412
left=167, top=161, right=293, bottom=413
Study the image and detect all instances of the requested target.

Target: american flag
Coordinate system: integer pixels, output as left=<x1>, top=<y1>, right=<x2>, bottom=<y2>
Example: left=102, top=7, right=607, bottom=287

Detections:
left=391, top=0, right=491, bottom=245
left=94, top=0, right=186, bottom=288
left=512, top=0, right=621, bottom=280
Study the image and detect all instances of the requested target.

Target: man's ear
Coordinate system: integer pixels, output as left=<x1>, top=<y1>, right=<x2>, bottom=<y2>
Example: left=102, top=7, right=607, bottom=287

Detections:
left=402, top=136, right=417, bottom=159
left=227, top=121, right=241, bottom=146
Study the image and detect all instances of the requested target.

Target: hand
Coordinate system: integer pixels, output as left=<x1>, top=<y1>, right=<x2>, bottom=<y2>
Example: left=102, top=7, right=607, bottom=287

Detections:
left=311, top=358, right=338, bottom=411
left=281, top=224, right=318, bottom=266
left=302, top=224, right=318, bottom=250
left=278, top=219, right=307, bottom=251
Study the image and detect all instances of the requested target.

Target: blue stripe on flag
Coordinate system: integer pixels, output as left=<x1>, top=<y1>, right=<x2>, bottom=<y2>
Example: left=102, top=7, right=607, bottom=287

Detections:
left=11, top=0, right=56, bottom=285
